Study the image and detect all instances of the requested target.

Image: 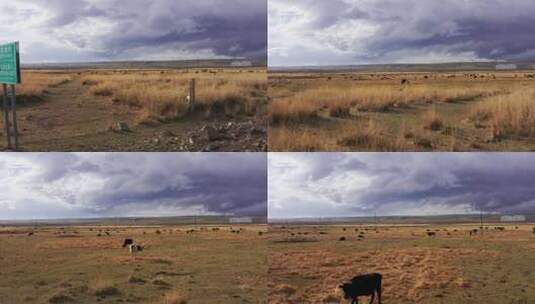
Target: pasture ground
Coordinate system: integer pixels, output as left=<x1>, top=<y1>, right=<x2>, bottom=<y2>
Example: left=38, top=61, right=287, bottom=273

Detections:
left=2, top=68, right=267, bottom=152
left=269, top=71, right=535, bottom=151
left=0, top=224, right=267, bottom=304
left=268, top=223, right=535, bottom=303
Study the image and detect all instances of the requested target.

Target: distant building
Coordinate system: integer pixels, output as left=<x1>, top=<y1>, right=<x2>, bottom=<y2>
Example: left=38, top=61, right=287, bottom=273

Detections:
left=496, top=64, right=517, bottom=70
left=500, top=215, right=526, bottom=222
left=229, top=217, right=253, bottom=224
left=231, top=61, right=252, bottom=67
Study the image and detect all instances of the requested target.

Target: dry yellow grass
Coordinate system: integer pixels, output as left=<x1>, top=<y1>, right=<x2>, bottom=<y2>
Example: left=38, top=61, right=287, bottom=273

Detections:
left=268, top=223, right=535, bottom=304
left=471, top=88, right=535, bottom=139
left=269, top=83, right=502, bottom=124
left=81, top=69, right=266, bottom=123
left=17, top=71, right=72, bottom=97
left=269, top=70, right=535, bottom=151
left=163, top=290, right=189, bottom=304
left=269, top=119, right=411, bottom=151
left=422, top=106, right=444, bottom=131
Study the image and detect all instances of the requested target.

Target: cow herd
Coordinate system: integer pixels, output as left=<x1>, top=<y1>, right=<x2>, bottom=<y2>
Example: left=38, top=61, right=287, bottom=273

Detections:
left=276, top=225, right=535, bottom=303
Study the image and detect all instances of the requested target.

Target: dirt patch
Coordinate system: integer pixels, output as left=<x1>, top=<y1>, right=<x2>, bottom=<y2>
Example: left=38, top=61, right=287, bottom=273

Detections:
left=37, top=238, right=119, bottom=250
left=113, top=256, right=174, bottom=265
left=48, top=293, right=74, bottom=303
left=94, top=286, right=121, bottom=297
left=269, top=247, right=497, bottom=303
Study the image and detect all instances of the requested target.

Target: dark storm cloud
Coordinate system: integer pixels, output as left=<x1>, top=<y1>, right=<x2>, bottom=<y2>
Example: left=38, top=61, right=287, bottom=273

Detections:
left=0, top=153, right=267, bottom=220
left=4, top=0, right=266, bottom=62
left=269, top=153, right=535, bottom=218
left=269, top=0, right=535, bottom=66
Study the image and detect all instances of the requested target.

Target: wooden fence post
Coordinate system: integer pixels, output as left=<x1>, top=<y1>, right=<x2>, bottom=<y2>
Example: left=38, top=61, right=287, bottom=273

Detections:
left=189, top=78, right=196, bottom=111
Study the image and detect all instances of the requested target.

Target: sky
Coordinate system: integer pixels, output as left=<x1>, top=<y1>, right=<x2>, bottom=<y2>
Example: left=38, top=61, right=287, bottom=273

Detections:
left=269, top=153, right=535, bottom=219
left=0, top=0, right=267, bottom=63
left=0, top=153, right=267, bottom=220
left=269, top=0, right=535, bottom=66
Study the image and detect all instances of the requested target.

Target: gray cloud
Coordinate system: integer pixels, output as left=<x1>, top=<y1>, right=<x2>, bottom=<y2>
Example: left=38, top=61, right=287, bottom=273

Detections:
left=1, top=0, right=266, bottom=62
left=269, top=0, right=535, bottom=66
left=269, top=153, right=535, bottom=218
left=0, top=153, right=267, bottom=220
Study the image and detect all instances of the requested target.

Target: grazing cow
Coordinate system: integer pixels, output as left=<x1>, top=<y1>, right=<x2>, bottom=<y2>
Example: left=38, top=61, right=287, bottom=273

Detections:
left=27, top=232, right=34, bottom=236
left=122, top=238, right=134, bottom=248
left=469, top=229, right=478, bottom=236
left=427, top=232, right=436, bottom=237
left=128, top=244, right=143, bottom=254
left=338, top=273, right=382, bottom=304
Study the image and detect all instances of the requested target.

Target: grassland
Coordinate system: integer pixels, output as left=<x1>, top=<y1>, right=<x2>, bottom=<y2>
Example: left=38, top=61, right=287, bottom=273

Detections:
left=269, top=71, right=535, bottom=151
left=0, top=224, right=267, bottom=304
left=81, top=69, right=265, bottom=124
left=2, top=68, right=267, bottom=152
left=268, top=223, right=535, bottom=304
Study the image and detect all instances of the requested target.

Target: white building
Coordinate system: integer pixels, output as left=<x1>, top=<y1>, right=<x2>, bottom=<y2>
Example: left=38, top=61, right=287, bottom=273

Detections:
left=500, top=215, right=526, bottom=222
left=231, top=61, right=252, bottom=67
left=496, top=64, right=517, bottom=70
left=229, top=217, right=253, bottom=224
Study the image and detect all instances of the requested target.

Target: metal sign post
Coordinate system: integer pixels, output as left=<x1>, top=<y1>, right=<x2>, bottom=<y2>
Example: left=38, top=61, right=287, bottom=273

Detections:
left=10, top=85, right=18, bottom=149
left=0, top=41, right=21, bottom=151
left=2, top=84, right=10, bottom=149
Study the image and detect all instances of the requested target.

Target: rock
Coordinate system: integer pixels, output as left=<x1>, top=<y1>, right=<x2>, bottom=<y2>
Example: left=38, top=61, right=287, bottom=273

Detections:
left=203, top=143, right=220, bottom=152
left=415, top=138, right=433, bottom=149
left=116, top=121, right=130, bottom=132
left=250, top=126, right=266, bottom=136
left=160, top=130, right=176, bottom=138
left=349, top=107, right=360, bottom=117
left=204, top=125, right=222, bottom=141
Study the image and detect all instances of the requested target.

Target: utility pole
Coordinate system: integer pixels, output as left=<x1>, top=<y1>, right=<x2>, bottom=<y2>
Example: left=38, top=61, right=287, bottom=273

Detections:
left=480, top=208, right=484, bottom=237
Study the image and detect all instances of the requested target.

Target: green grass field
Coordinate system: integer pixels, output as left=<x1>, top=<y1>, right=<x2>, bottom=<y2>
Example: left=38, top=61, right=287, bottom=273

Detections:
left=0, top=224, right=267, bottom=304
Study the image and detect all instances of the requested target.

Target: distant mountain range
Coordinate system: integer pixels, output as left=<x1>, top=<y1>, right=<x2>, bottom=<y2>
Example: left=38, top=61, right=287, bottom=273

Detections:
left=270, top=61, right=535, bottom=73
left=0, top=215, right=267, bottom=226
left=21, top=58, right=267, bottom=70
left=270, top=214, right=535, bottom=225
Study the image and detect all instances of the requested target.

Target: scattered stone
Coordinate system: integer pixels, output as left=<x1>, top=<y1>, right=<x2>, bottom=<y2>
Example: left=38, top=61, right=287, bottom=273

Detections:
left=415, top=138, right=433, bottom=149
left=116, top=122, right=130, bottom=132
left=128, top=276, right=146, bottom=284
left=48, top=294, right=74, bottom=304
left=203, top=125, right=222, bottom=141
left=95, top=287, right=121, bottom=297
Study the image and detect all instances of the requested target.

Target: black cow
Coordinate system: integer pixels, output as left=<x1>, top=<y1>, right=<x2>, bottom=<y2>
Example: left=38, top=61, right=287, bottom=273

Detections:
left=339, top=273, right=382, bottom=304
left=122, top=238, right=134, bottom=248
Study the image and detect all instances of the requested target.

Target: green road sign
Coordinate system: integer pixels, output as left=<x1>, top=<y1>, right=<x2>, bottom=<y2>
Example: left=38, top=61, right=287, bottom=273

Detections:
left=0, top=42, right=21, bottom=85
